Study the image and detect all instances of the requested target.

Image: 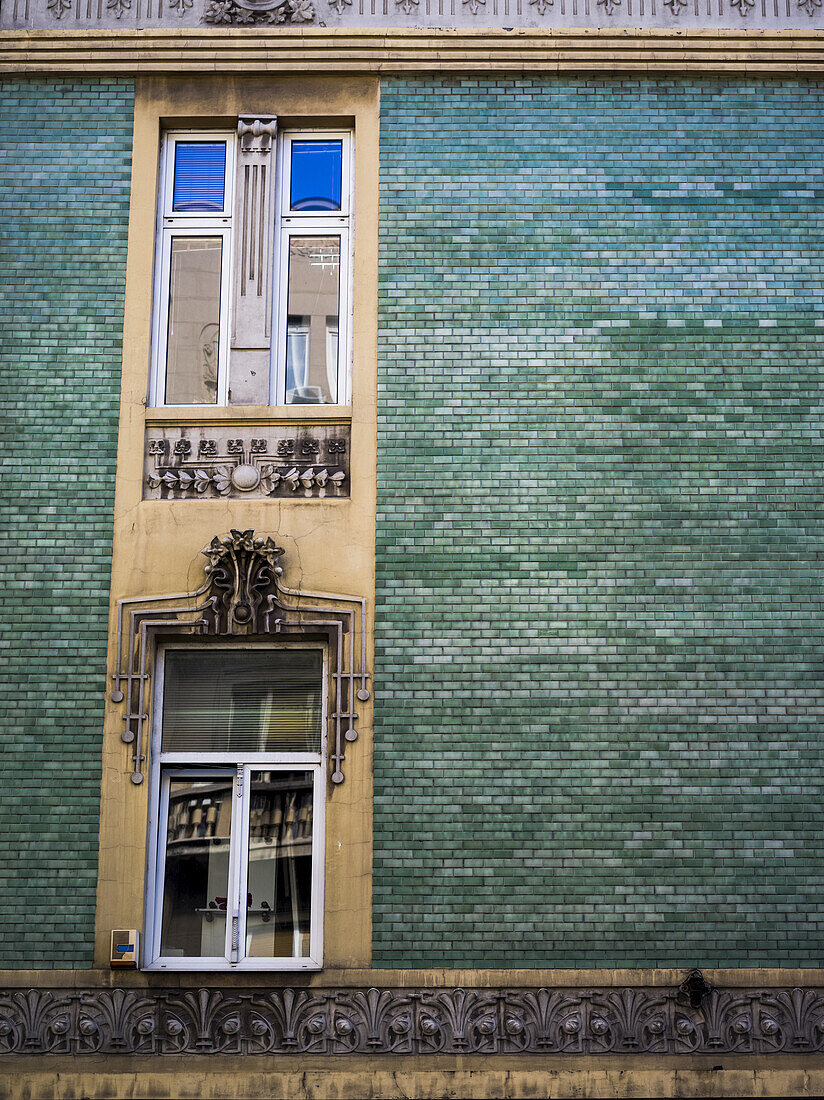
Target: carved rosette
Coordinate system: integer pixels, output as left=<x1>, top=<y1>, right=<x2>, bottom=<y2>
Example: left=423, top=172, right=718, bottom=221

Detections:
left=2, top=984, right=824, bottom=1056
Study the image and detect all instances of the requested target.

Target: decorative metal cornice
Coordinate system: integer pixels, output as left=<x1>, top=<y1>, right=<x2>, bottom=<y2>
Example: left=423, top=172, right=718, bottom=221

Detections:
left=2, top=981, right=824, bottom=1055
left=110, top=529, right=369, bottom=786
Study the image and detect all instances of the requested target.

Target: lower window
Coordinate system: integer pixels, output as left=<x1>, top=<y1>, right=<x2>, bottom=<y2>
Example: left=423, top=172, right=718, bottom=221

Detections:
left=145, top=647, right=325, bottom=971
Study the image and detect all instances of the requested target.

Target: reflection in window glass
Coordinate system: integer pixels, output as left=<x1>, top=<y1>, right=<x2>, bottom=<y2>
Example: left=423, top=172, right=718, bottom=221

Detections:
left=246, top=771, right=313, bottom=958
left=173, top=142, right=226, bottom=212
left=290, top=141, right=342, bottom=211
left=160, top=777, right=233, bottom=957
left=285, top=324, right=309, bottom=397
left=285, top=237, right=340, bottom=404
left=165, top=237, right=222, bottom=405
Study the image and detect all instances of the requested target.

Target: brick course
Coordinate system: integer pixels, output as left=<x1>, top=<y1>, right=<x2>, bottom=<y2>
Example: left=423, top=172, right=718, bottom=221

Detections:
left=374, top=77, right=824, bottom=967
left=0, top=79, right=133, bottom=968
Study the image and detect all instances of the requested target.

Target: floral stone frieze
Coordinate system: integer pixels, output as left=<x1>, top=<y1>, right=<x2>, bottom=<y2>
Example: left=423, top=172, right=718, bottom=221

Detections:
left=143, top=425, right=349, bottom=500
left=1, top=983, right=824, bottom=1056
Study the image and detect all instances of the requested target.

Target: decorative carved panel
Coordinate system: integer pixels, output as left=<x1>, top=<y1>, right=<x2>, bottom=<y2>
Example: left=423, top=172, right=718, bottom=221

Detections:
left=2, top=0, right=821, bottom=30
left=111, top=530, right=368, bottom=785
left=1, top=982, right=824, bottom=1056
left=143, top=424, right=349, bottom=500
left=230, top=117, right=277, bottom=405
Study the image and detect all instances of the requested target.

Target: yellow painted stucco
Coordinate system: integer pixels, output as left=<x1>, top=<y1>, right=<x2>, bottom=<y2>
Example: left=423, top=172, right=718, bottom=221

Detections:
left=94, top=72, right=380, bottom=973
left=3, top=1055, right=824, bottom=1099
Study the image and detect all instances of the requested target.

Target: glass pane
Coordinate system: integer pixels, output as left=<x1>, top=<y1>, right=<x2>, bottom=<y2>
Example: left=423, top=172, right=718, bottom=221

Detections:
left=290, top=141, right=342, bottom=211
left=285, top=237, right=340, bottom=405
left=246, top=771, right=313, bottom=958
left=162, top=650, right=323, bottom=753
left=173, top=142, right=226, bottom=212
left=160, top=776, right=232, bottom=958
left=165, top=237, right=222, bottom=405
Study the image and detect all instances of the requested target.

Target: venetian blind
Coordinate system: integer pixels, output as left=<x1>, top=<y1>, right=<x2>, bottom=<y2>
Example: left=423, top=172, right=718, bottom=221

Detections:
left=172, top=142, right=226, bottom=213
left=162, top=650, right=323, bottom=753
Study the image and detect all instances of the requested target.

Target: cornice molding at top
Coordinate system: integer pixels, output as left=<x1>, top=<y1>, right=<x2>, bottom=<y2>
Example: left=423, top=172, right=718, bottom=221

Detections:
left=2, top=27, right=824, bottom=72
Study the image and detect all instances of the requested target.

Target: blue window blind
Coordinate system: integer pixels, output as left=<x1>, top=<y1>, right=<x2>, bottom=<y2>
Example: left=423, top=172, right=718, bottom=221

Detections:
left=290, top=141, right=342, bottom=212
left=172, top=142, right=227, bottom=213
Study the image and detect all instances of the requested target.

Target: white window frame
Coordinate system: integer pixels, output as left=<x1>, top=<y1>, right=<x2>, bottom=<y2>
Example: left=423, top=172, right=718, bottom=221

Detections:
left=150, top=128, right=354, bottom=409
left=271, top=130, right=354, bottom=407
left=274, top=226, right=352, bottom=407
left=149, top=133, right=235, bottom=408
left=143, top=642, right=326, bottom=972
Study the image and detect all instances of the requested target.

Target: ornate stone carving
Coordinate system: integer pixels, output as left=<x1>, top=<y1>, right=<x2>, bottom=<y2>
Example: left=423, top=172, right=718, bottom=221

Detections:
left=111, top=529, right=369, bottom=785
left=5, top=0, right=822, bottom=30
left=2, top=983, right=824, bottom=1056
left=143, top=425, right=349, bottom=500
left=237, top=117, right=277, bottom=155
left=200, top=530, right=284, bottom=633
left=204, top=0, right=314, bottom=23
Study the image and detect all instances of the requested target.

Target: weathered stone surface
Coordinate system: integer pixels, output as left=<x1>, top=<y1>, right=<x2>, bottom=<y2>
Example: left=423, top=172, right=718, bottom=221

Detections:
left=3, top=0, right=823, bottom=31
left=1, top=985, right=824, bottom=1056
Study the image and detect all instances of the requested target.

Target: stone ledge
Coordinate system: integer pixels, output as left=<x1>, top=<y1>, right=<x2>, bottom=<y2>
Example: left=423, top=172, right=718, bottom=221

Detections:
left=1, top=967, right=824, bottom=987
left=2, top=28, right=824, bottom=72
left=3, top=1058, right=824, bottom=1100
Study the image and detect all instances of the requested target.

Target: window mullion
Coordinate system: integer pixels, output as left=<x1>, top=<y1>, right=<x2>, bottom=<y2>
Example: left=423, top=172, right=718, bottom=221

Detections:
left=309, top=765, right=325, bottom=964
left=227, top=763, right=251, bottom=965
left=152, top=774, right=173, bottom=963
left=216, top=225, right=233, bottom=408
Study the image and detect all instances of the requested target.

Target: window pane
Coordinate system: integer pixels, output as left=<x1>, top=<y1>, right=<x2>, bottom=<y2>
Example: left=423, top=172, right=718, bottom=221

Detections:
left=285, top=237, right=340, bottom=405
left=173, top=142, right=226, bottom=212
left=165, top=237, right=222, bottom=405
left=162, top=650, right=323, bottom=753
left=160, top=777, right=232, bottom=958
left=290, top=141, right=342, bottom=212
left=246, top=771, right=313, bottom=958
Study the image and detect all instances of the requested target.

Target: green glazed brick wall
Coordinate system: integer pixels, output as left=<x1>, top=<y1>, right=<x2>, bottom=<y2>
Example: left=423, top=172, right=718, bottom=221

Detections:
left=374, top=77, right=824, bottom=967
left=0, top=80, right=133, bottom=968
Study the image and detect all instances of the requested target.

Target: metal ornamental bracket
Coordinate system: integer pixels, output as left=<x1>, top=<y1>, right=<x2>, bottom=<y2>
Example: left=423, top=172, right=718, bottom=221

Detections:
left=110, top=529, right=369, bottom=786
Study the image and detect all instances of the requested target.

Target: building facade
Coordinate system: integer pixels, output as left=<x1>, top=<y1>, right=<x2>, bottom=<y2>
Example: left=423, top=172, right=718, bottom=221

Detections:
left=1, top=14, right=824, bottom=1099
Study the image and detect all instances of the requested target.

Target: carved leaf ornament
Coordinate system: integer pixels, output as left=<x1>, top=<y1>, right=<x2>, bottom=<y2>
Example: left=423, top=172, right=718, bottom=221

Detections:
left=34, top=0, right=824, bottom=24
left=204, top=0, right=314, bottom=23
left=2, top=982, right=824, bottom=1056
left=111, top=530, right=369, bottom=785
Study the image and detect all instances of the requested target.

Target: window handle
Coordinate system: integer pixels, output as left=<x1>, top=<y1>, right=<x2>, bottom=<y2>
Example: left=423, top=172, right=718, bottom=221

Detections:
left=230, top=914, right=239, bottom=964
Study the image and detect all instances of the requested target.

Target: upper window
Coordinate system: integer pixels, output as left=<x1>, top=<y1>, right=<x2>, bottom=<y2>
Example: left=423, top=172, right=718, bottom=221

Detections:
left=150, top=125, right=352, bottom=408
left=145, top=646, right=326, bottom=971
